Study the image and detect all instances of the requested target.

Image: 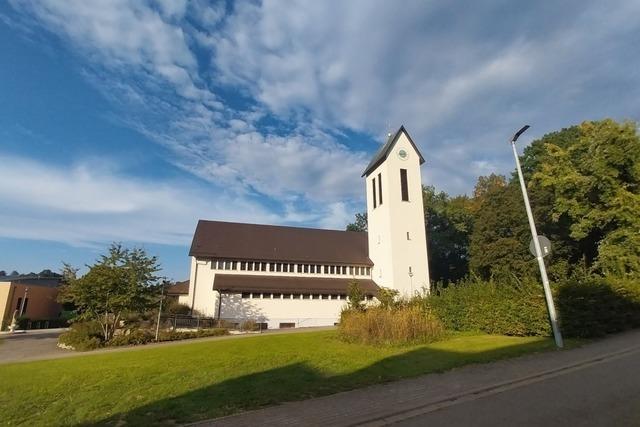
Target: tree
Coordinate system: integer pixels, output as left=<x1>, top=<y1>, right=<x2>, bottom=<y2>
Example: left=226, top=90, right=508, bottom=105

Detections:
left=59, top=244, right=161, bottom=341
left=10, top=271, right=19, bottom=277
left=533, top=119, right=640, bottom=276
left=469, top=178, right=535, bottom=280
left=470, top=173, right=507, bottom=214
left=423, top=186, right=474, bottom=283
left=346, top=212, right=368, bottom=232
left=0, top=271, right=5, bottom=277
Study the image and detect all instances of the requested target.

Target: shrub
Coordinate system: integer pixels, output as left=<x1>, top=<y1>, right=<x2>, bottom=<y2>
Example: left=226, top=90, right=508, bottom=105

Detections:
left=557, top=276, right=640, bottom=338
left=240, top=320, right=259, bottom=331
left=339, top=306, right=445, bottom=346
left=377, top=287, right=400, bottom=309
left=425, top=277, right=551, bottom=336
left=106, top=328, right=229, bottom=347
left=164, top=300, right=192, bottom=315
left=158, top=328, right=229, bottom=341
left=108, top=329, right=154, bottom=346
left=347, top=281, right=365, bottom=311
left=58, top=321, right=104, bottom=351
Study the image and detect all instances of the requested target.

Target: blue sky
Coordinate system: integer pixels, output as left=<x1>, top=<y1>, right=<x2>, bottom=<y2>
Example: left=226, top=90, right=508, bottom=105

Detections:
left=1, top=1, right=639, bottom=280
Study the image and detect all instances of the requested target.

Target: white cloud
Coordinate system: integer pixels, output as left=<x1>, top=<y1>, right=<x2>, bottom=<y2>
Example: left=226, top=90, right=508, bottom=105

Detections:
left=0, top=153, right=277, bottom=246
left=211, top=0, right=640, bottom=194
left=7, top=0, right=640, bottom=229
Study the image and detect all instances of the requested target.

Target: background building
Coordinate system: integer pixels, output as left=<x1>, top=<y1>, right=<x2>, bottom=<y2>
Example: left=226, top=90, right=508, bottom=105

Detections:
left=0, top=275, right=64, bottom=330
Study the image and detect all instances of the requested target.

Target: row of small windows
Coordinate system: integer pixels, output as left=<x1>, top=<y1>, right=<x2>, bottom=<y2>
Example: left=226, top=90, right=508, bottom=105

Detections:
left=212, top=260, right=371, bottom=276
left=240, top=292, right=374, bottom=301
left=372, top=168, right=409, bottom=209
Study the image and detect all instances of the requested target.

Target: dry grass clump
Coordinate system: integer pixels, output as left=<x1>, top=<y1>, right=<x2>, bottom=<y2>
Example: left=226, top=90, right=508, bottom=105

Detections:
left=339, top=305, right=445, bottom=346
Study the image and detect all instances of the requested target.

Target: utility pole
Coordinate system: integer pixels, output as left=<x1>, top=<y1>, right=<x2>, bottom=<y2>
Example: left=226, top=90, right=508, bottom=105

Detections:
left=155, top=284, right=165, bottom=342
left=509, top=125, right=563, bottom=348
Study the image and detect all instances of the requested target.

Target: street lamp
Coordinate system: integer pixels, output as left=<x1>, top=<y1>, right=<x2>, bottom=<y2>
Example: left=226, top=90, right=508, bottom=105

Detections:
left=509, top=125, right=564, bottom=348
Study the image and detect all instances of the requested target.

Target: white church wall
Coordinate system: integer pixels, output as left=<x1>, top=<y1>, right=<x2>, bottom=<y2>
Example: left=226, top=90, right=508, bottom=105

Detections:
left=187, top=256, right=374, bottom=321
left=219, top=294, right=348, bottom=329
left=188, top=257, right=219, bottom=317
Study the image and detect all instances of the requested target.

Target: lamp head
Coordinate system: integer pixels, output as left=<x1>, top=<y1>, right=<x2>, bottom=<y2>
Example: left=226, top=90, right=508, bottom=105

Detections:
left=511, top=125, right=530, bottom=143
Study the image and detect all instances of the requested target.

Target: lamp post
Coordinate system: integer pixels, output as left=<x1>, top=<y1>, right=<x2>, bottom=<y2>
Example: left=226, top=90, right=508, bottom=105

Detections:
left=510, top=125, right=564, bottom=348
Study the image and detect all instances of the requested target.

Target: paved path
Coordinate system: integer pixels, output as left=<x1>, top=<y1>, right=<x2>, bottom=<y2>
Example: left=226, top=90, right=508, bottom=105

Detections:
left=0, top=329, right=71, bottom=363
left=197, top=330, right=640, bottom=427
left=0, top=326, right=335, bottom=364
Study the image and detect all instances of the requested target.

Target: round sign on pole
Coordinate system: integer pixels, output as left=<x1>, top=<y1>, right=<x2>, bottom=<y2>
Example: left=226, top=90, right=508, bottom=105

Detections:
left=529, top=235, right=551, bottom=258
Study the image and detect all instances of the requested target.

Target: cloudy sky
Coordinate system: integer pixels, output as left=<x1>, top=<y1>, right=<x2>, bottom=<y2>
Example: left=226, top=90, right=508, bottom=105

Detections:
left=1, top=0, right=638, bottom=279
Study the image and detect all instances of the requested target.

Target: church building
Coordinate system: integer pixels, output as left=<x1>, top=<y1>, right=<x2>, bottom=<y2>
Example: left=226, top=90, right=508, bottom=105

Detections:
left=185, top=126, right=430, bottom=329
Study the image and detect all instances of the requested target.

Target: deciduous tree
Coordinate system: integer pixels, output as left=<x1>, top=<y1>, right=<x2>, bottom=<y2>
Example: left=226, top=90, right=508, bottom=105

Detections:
left=59, top=244, right=161, bottom=341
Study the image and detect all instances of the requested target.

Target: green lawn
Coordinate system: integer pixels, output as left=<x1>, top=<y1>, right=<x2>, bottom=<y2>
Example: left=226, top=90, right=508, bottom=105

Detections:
left=0, top=331, right=561, bottom=426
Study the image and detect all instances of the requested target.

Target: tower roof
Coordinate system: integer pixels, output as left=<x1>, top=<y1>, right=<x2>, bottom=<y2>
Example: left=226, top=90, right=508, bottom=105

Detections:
left=361, top=125, right=425, bottom=177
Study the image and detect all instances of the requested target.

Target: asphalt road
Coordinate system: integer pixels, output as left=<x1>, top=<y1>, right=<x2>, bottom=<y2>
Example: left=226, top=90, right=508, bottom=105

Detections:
left=0, top=329, right=70, bottom=363
left=394, top=345, right=640, bottom=427
left=202, top=330, right=640, bottom=427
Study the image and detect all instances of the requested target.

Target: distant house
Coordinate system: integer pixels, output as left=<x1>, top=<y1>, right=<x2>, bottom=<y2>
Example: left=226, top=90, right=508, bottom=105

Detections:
left=0, top=276, right=64, bottom=330
left=184, top=126, right=431, bottom=329
left=166, top=280, right=190, bottom=305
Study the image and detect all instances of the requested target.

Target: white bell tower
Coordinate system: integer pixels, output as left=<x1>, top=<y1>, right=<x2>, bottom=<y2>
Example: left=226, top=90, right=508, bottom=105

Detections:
left=363, top=126, right=430, bottom=297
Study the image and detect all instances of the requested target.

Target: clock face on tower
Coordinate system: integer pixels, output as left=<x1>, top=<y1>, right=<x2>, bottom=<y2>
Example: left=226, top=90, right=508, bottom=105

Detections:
left=397, top=149, right=409, bottom=160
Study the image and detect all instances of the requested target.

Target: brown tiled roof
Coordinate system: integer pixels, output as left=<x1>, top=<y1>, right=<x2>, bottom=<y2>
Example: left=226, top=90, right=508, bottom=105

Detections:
left=213, top=274, right=379, bottom=295
left=189, top=220, right=373, bottom=266
left=167, top=280, right=189, bottom=295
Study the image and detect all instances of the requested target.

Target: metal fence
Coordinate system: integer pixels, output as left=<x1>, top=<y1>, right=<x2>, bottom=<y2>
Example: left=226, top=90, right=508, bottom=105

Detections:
left=16, top=318, right=69, bottom=330
left=160, top=314, right=218, bottom=330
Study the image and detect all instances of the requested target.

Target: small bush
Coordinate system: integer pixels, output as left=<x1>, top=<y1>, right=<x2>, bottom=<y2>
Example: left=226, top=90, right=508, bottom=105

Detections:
left=347, top=281, right=365, bottom=311
left=108, top=329, right=154, bottom=346
left=108, top=328, right=229, bottom=346
left=240, top=320, right=258, bottom=331
left=158, top=328, right=229, bottom=341
left=557, top=276, right=640, bottom=338
left=377, top=287, right=400, bottom=309
left=339, top=306, right=445, bottom=345
left=58, top=321, right=104, bottom=351
left=164, top=300, right=192, bottom=315
left=425, top=277, right=551, bottom=336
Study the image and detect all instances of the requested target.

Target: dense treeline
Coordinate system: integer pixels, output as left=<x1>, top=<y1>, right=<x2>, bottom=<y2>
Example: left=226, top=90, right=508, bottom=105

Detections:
left=348, top=118, right=640, bottom=283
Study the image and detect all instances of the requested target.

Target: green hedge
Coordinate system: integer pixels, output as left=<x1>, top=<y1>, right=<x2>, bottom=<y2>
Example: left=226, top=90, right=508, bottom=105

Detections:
left=557, top=276, right=640, bottom=338
left=424, top=275, right=640, bottom=339
left=109, top=328, right=229, bottom=346
left=59, top=322, right=230, bottom=351
left=425, top=278, right=551, bottom=337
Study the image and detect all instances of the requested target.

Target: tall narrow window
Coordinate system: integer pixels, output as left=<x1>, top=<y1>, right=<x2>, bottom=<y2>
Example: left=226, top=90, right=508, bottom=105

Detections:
left=400, top=168, right=409, bottom=201
left=377, top=173, right=383, bottom=205
left=372, top=177, right=377, bottom=208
